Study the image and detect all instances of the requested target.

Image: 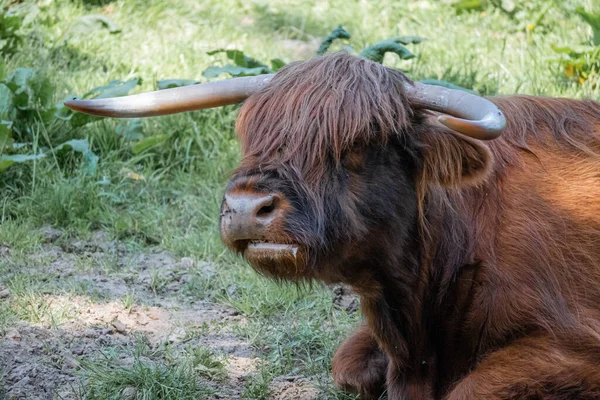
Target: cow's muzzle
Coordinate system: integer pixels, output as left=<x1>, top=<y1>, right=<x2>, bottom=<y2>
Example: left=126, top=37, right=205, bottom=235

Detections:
left=220, top=190, right=299, bottom=261
left=220, top=192, right=279, bottom=242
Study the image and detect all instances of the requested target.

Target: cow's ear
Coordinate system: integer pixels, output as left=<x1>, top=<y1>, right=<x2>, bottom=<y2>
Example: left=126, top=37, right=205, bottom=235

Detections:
left=419, top=127, right=493, bottom=188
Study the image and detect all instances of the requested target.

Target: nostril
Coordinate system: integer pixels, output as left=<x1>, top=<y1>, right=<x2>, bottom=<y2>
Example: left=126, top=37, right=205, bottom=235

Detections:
left=257, top=203, right=275, bottom=217
left=256, top=196, right=278, bottom=218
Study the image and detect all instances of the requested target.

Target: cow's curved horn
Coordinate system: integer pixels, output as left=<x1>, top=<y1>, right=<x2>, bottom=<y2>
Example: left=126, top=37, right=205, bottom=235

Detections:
left=406, top=82, right=505, bottom=140
left=65, top=71, right=505, bottom=140
left=64, top=74, right=276, bottom=118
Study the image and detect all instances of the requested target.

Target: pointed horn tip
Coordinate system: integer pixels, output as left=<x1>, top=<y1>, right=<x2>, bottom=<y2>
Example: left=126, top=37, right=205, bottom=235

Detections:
left=64, top=99, right=84, bottom=111
left=438, top=114, right=506, bottom=141
left=64, top=99, right=116, bottom=118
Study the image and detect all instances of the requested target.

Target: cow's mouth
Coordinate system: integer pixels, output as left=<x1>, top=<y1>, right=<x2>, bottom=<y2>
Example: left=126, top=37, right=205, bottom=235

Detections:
left=240, top=240, right=307, bottom=280
left=243, top=240, right=300, bottom=260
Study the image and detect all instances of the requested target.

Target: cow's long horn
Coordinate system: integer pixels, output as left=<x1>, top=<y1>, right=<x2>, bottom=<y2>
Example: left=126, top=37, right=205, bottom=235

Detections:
left=65, top=72, right=505, bottom=140
left=406, top=82, right=505, bottom=140
left=64, top=74, right=276, bottom=118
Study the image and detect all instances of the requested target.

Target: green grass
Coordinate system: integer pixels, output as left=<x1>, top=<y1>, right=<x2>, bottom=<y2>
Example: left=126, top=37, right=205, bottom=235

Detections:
left=79, top=341, right=217, bottom=399
left=2, top=272, right=78, bottom=327
left=0, top=0, right=599, bottom=398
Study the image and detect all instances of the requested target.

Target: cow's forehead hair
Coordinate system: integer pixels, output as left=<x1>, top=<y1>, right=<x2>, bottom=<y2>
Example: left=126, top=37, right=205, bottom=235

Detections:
left=234, top=52, right=415, bottom=185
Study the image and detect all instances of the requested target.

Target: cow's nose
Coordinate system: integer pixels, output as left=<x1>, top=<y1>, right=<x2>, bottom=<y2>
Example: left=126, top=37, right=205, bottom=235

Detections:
left=220, top=192, right=280, bottom=243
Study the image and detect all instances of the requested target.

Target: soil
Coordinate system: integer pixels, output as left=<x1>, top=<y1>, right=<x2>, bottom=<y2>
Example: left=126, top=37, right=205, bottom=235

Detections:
left=0, top=228, right=337, bottom=399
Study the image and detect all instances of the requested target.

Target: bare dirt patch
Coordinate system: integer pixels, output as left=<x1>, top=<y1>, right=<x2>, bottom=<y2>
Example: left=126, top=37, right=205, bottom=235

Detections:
left=0, top=230, right=257, bottom=398
left=0, top=229, right=336, bottom=399
left=1, top=323, right=136, bottom=400
left=270, top=376, right=321, bottom=400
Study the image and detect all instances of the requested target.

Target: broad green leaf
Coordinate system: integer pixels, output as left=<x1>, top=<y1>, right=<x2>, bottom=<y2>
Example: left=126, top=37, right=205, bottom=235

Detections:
left=317, top=25, right=351, bottom=56
left=5, top=3, right=40, bottom=26
left=157, top=79, right=199, bottom=90
left=69, top=78, right=141, bottom=127
left=35, top=74, right=54, bottom=107
left=0, top=154, right=44, bottom=173
left=82, top=151, right=99, bottom=176
left=69, top=14, right=122, bottom=35
left=0, top=13, right=23, bottom=56
left=202, top=65, right=271, bottom=78
left=206, top=49, right=269, bottom=69
left=55, top=139, right=99, bottom=175
left=0, top=84, right=13, bottom=118
left=1, top=68, right=53, bottom=113
left=131, top=134, right=170, bottom=154
left=237, top=52, right=267, bottom=68
left=38, top=107, right=57, bottom=124
left=419, top=79, right=478, bottom=95
left=452, top=0, right=484, bottom=13
left=270, top=58, right=286, bottom=71
left=550, top=45, right=591, bottom=58
left=5, top=68, right=34, bottom=93
left=2, top=68, right=35, bottom=109
left=0, top=14, right=22, bottom=33
left=359, top=41, right=415, bottom=63
left=388, top=36, right=428, bottom=45
left=116, top=119, right=144, bottom=140
left=85, top=78, right=141, bottom=100
left=55, top=139, right=91, bottom=154
left=551, top=45, right=576, bottom=55
left=575, top=7, right=600, bottom=46
left=70, top=111, right=101, bottom=128
left=0, top=121, right=12, bottom=155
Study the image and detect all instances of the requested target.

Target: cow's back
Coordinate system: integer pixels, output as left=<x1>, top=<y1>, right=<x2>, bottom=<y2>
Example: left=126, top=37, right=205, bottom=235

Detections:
left=472, top=96, right=600, bottom=352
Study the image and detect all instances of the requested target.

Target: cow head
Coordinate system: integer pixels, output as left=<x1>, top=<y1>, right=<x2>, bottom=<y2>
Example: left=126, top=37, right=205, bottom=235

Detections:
left=65, top=52, right=505, bottom=284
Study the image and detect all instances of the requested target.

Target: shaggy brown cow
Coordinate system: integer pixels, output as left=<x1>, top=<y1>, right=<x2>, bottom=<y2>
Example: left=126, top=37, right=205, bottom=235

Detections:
left=67, top=52, right=600, bottom=399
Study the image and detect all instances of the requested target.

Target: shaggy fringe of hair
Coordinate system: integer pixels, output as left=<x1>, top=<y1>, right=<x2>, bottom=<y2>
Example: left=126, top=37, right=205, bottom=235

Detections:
left=236, top=52, right=413, bottom=185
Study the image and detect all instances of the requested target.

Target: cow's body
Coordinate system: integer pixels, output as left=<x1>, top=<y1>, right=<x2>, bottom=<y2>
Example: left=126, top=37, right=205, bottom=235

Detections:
left=220, top=54, right=600, bottom=398
left=333, top=95, right=600, bottom=399
left=217, top=54, right=600, bottom=399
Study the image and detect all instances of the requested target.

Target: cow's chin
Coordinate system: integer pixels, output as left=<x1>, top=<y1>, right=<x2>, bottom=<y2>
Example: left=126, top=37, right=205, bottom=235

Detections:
left=242, top=241, right=308, bottom=281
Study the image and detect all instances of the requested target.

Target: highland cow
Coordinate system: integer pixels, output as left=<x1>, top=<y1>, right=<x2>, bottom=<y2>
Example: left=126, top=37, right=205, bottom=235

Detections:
left=67, top=52, right=600, bottom=399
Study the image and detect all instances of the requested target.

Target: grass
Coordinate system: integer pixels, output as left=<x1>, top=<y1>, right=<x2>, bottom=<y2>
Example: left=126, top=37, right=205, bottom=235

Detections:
left=0, top=0, right=599, bottom=398
left=79, top=341, right=217, bottom=399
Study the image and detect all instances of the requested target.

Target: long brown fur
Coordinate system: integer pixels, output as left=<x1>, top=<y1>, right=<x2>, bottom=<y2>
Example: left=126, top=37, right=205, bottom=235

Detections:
left=223, top=52, right=600, bottom=399
left=235, top=52, right=413, bottom=185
